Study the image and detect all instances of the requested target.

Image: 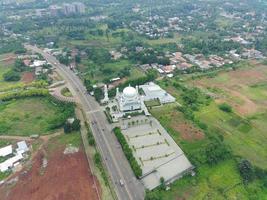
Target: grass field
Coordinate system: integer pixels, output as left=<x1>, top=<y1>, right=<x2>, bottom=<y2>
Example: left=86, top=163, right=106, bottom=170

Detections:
left=146, top=33, right=181, bottom=45
left=195, top=102, right=267, bottom=169
left=0, top=97, right=74, bottom=136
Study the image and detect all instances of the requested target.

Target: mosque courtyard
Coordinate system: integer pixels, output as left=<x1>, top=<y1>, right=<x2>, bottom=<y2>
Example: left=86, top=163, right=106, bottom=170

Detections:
left=120, top=116, right=193, bottom=190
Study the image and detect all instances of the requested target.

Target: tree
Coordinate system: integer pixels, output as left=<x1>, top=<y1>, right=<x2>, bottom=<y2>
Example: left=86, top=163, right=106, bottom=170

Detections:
left=159, top=177, right=166, bottom=190
left=94, top=88, right=104, bottom=102
left=219, top=103, right=232, bottom=113
left=238, top=159, right=254, bottom=184
left=63, top=122, right=72, bottom=133
left=72, top=118, right=81, bottom=131
left=3, top=70, right=20, bottom=81
left=14, top=59, right=27, bottom=72
left=75, top=55, right=81, bottom=63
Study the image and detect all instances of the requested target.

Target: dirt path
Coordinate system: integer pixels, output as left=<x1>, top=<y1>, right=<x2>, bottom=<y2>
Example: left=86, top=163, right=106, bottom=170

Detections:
left=0, top=131, right=62, bottom=142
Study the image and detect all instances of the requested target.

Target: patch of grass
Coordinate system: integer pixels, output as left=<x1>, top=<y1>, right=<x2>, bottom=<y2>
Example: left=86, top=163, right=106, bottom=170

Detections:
left=195, top=102, right=267, bottom=169
left=0, top=97, right=74, bottom=136
left=61, top=87, right=72, bottom=97
left=57, top=131, right=81, bottom=147
left=145, top=99, right=161, bottom=107
left=0, top=140, right=12, bottom=148
left=0, top=171, right=11, bottom=181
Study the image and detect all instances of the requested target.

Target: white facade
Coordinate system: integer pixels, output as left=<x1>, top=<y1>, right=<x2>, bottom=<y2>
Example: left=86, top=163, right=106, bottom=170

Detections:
left=0, top=154, right=23, bottom=172
left=116, top=86, right=141, bottom=112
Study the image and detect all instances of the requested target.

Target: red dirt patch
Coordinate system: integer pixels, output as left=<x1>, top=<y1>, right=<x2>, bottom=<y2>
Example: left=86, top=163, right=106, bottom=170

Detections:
left=21, top=72, right=35, bottom=83
left=0, top=147, right=100, bottom=200
left=169, top=111, right=205, bottom=141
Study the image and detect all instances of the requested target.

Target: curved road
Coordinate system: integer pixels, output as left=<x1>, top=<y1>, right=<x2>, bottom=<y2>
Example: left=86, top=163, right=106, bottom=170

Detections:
left=25, top=45, right=145, bottom=200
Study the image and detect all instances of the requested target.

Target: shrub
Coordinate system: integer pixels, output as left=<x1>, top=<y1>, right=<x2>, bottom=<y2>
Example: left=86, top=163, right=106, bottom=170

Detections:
left=238, top=159, right=254, bottom=184
left=205, top=139, right=231, bottom=165
left=219, top=103, right=232, bottom=113
left=3, top=70, right=20, bottom=81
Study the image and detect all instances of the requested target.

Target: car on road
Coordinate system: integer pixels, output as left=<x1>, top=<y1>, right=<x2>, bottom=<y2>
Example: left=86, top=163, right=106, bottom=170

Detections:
left=119, top=179, right=124, bottom=187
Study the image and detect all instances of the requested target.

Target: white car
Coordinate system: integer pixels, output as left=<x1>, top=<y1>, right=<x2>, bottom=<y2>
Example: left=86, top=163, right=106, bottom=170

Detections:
left=119, top=179, right=124, bottom=186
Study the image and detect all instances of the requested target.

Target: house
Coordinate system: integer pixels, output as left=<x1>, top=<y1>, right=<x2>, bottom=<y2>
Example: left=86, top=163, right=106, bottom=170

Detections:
left=162, top=65, right=176, bottom=74
left=30, top=60, right=47, bottom=68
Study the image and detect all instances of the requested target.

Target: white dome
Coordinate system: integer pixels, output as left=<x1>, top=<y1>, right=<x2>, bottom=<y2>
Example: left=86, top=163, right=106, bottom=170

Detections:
left=123, top=86, right=137, bottom=98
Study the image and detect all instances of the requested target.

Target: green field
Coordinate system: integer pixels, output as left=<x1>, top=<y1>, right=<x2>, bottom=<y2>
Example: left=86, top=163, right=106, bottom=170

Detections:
left=195, top=102, right=267, bottom=169
left=0, top=97, right=74, bottom=136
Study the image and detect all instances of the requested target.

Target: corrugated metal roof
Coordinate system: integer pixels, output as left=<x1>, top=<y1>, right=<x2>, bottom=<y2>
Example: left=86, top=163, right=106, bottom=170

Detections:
left=0, top=145, right=13, bottom=157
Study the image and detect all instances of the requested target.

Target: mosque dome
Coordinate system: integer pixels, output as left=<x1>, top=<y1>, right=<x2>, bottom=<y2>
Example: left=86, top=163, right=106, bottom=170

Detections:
left=123, top=86, right=137, bottom=99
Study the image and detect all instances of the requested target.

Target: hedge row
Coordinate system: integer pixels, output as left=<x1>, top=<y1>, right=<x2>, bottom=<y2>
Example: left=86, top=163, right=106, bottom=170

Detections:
left=0, top=88, right=49, bottom=101
left=113, top=127, right=142, bottom=177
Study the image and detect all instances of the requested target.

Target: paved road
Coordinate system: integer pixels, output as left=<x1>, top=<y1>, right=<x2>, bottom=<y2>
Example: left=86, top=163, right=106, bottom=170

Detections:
left=25, top=45, right=145, bottom=200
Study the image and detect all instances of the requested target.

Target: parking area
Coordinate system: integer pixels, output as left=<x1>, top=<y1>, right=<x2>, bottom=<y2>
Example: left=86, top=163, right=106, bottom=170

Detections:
left=120, top=116, right=193, bottom=190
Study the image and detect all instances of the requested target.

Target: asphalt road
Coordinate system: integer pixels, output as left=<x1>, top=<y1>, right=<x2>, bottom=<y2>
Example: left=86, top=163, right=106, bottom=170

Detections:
left=25, top=45, right=145, bottom=200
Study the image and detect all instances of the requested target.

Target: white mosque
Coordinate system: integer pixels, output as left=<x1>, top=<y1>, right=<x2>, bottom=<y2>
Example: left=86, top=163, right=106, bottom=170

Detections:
left=116, top=85, right=142, bottom=112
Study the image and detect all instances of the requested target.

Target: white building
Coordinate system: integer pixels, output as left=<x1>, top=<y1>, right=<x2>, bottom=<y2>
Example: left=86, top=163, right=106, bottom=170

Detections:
left=0, top=145, right=12, bottom=157
left=16, top=141, right=29, bottom=155
left=116, top=86, right=142, bottom=112
left=139, top=82, right=176, bottom=104
left=0, top=154, right=23, bottom=172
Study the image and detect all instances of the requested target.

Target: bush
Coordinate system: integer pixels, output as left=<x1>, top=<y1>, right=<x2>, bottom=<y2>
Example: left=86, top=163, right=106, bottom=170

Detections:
left=0, top=89, right=49, bottom=101
left=3, top=70, right=20, bottom=81
left=205, top=139, right=231, bottom=165
left=219, top=103, right=232, bottom=113
left=238, top=159, right=254, bottom=184
left=63, top=118, right=80, bottom=134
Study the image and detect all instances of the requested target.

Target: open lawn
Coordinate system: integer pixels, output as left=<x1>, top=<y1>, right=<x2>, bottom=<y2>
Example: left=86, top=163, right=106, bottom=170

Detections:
left=0, top=97, right=74, bottom=136
left=195, top=102, right=267, bottom=169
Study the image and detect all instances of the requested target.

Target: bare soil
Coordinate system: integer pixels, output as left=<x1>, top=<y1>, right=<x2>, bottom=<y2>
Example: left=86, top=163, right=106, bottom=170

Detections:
left=0, top=144, right=100, bottom=200
left=169, top=111, right=205, bottom=141
left=21, top=72, right=35, bottom=83
left=191, top=62, right=267, bottom=116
